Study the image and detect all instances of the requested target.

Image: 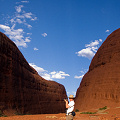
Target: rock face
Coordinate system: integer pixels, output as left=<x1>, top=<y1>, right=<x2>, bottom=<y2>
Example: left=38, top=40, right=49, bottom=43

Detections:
left=0, top=32, right=67, bottom=114
left=75, top=28, right=120, bottom=111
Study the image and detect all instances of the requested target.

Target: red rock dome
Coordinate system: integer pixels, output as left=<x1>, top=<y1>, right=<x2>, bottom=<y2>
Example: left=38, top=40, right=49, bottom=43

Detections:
left=0, top=32, right=67, bottom=115
left=75, top=28, right=120, bottom=111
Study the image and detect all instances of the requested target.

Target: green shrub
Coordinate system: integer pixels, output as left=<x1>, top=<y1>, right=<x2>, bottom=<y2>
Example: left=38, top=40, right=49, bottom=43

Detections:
left=14, top=112, right=23, bottom=115
left=0, top=110, right=3, bottom=117
left=14, top=111, right=32, bottom=116
left=80, top=112, right=96, bottom=114
left=2, top=115, right=7, bottom=117
left=99, top=106, right=107, bottom=110
left=75, top=109, right=79, bottom=112
left=0, top=110, right=7, bottom=117
left=0, top=110, right=2, bottom=115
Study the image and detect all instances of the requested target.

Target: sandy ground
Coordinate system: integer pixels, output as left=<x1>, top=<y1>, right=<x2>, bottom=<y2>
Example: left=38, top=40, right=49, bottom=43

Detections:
left=0, top=113, right=119, bottom=120
left=1, top=107, right=120, bottom=120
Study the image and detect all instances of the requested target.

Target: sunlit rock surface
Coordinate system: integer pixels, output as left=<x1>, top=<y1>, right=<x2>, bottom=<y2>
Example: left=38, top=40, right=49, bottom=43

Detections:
left=75, top=28, right=120, bottom=111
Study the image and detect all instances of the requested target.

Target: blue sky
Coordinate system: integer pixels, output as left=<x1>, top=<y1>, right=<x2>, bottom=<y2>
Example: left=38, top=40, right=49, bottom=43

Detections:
left=0, top=0, right=120, bottom=97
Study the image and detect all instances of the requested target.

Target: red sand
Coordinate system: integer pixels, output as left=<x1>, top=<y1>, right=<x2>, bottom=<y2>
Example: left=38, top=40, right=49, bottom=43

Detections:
left=1, top=107, right=120, bottom=120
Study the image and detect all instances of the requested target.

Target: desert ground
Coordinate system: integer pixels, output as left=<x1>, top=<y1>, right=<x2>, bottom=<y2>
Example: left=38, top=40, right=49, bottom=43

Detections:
left=1, top=107, right=120, bottom=120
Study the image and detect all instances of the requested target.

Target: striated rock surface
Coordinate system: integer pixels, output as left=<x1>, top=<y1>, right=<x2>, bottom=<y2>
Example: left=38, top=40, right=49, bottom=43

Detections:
left=0, top=32, right=67, bottom=115
left=75, top=28, right=120, bottom=111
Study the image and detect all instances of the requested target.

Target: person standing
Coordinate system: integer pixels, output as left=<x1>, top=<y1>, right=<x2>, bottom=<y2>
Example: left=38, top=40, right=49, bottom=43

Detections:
left=64, top=95, right=75, bottom=120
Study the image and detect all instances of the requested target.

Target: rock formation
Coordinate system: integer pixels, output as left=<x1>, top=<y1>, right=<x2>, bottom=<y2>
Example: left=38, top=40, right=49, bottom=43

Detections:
left=0, top=32, right=67, bottom=115
left=75, top=28, right=120, bottom=111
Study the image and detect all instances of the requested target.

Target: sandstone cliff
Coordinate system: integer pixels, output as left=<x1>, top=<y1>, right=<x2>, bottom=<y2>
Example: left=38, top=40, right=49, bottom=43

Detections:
left=0, top=32, right=67, bottom=115
left=75, top=28, right=120, bottom=111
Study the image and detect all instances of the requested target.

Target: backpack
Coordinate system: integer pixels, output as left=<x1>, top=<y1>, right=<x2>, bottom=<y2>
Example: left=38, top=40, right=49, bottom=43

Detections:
left=72, top=111, right=76, bottom=116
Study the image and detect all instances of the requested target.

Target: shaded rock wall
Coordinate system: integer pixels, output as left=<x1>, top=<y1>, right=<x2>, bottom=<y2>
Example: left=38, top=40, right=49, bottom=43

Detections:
left=0, top=32, right=67, bottom=114
left=75, top=28, right=120, bottom=111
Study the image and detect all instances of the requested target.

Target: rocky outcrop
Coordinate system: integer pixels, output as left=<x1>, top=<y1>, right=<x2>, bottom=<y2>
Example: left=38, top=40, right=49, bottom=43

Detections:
left=0, top=32, right=67, bottom=115
left=75, top=28, right=120, bottom=111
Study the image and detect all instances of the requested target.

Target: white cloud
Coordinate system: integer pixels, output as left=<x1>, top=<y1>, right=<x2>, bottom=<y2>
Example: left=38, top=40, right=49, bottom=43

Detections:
left=16, top=1, right=29, bottom=5
left=23, top=12, right=33, bottom=19
left=41, top=73, right=51, bottom=80
left=0, top=24, right=10, bottom=31
left=27, top=33, right=32, bottom=35
left=50, top=71, right=57, bottom=75
left=16, top=19, right=23, bottom=24
left=85, top=40, right=99, bottom=47
left=31, top=17, right=37, bottom=21
left=42, top=33, right=47, bottom=37
left=11, top=10, right=37, bottom=28
left=99, top=39, right=102, bottom=42
left=25, top=37, right=31, bottom=42
left=29, top=63, right=52, bottom=80
left=15, top=5, right=24, bottom=13
left=29, top=63, right=45, bottom=73
left=105, top=30, right=110, bottom=32
left=0, top=3, right=37, bottom=48
left=34, top=47, right=39, bottom=51
left=74, top=75, right=84, bottom=79
left=91, top=46, right=98, bottom=52
left=76, top=39, right=102, bottom=59
left=50, top=71, right=70, bottom=79
left=27, top=24, right=32, bottom=28
left=21, top=1, right=29, bottom=3
left=74, top=69, right=88, bottom=79
left=29, top=63, right=69, bottom=80
left=0, top=24, right=31, bottom=47
left=76, top=47, right=95, bottom=59
left=0, top=24, right=29, bottom=47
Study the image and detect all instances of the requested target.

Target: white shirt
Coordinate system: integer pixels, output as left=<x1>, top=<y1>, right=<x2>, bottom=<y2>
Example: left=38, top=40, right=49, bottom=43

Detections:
left=66, top=100, right=75, bottom=115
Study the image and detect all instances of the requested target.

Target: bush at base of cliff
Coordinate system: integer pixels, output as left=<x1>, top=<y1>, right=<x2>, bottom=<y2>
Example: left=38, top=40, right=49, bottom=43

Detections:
left=99, top=106, right=107, bottom=110
left=80, top=112, right=96, bottom=114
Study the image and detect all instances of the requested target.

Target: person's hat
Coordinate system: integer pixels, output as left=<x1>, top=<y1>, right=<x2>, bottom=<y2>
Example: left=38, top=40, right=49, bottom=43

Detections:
left=68, top=95, right=74, bottom=99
